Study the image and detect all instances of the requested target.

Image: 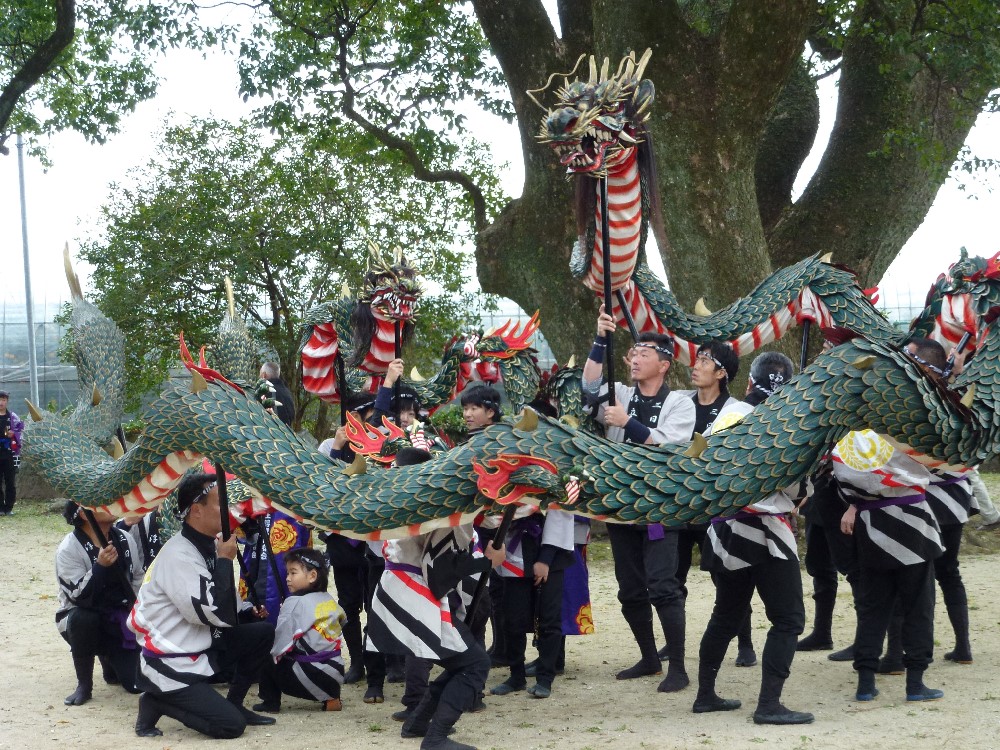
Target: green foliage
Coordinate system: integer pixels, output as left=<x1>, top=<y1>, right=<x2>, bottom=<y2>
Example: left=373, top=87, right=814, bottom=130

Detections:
left=77, top=116, right=479, bottom=426
left=428, top=403, right=467, bottom=438
left=0, top=1, right=228, bottom=157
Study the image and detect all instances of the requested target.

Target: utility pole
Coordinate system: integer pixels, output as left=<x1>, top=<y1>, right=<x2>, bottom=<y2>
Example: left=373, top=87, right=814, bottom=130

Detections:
left=16, top=134, right=39, bottom=405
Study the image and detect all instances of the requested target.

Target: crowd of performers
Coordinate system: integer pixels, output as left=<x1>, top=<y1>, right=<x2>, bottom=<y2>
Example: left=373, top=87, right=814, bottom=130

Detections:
left=51, top=329, right=994, bottom=748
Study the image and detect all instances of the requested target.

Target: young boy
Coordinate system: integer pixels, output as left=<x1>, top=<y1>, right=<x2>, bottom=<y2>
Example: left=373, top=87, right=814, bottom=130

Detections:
left=254, top=548, right=347, bottom=712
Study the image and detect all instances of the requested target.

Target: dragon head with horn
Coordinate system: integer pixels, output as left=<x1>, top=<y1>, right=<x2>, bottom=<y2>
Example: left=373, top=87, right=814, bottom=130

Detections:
left=530, top=48, right=654, bottom=178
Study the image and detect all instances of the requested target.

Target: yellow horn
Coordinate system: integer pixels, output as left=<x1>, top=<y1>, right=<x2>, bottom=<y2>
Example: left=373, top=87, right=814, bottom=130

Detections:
left=588, top=55, right=598, bottom=83
left=343, top=453, right=368, bottom=476
left=961, top=384, right=976, bottom=409
left=819, top=252, right=833, bottom=264
left=566, top=354, right=577, bottom=368
left=191, top=370, right=208, bottom=393
left=64, top=244, right=84, bottom=300
left=694, top=298, right=713, bottom=317
left=515, top=408, right=539, bottom=432
left=225, top=276, right=235, bottom=318
left=684, top=433, right=708, bottom=458
left=91, top=383, right=103, bottom=407
left=850, top=355, right=877, bottom=370
left=26, top=400, right=44, bottom=422
left=108, top=437, right=125, bottom=460
left=410, top=366, right=426, bottom=382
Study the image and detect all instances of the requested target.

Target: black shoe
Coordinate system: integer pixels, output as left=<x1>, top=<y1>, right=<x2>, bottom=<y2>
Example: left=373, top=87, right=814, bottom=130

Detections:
left=344, top=663, right=365, bottom=684
left=135, top=693, right=164, bottom=737
left=470, top=695, right=487, bottom=712
left=735, top=647, right=757, bottom=667
left=692, top=695, right=741, bottom=714
left=392, top=708, right=414, bottom=722
left=527, top=682, right=551, bottom=699
left=796, top=632, right=834, bottom=652
left=615, top=658, right=662, bottom=680
left=363, top=685, right=385, bottom=704
left=827, top=644, right=854, bottom=662
left=251, top=701, right=281, bottom=713
left=240, top=706, right=277, bottom=726
left=64, top=683, right=92, bottom=706
left=944, top=648, right=973, bottom=665
left=657, top=666, right=690, bottom=693
left=490, top=678, right=526, bottom=696
left=753, top=705, right=814, bottom=725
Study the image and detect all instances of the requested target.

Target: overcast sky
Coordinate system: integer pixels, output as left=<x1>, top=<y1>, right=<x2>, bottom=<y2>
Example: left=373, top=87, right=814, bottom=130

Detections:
left=1, top=31, right=997, bottom=322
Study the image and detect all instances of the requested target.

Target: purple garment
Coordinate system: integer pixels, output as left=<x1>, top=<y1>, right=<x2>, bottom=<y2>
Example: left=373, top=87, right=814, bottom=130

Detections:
left=1, top=410, right=23, bottom=456
left=647, top=524, right=666, bottom=541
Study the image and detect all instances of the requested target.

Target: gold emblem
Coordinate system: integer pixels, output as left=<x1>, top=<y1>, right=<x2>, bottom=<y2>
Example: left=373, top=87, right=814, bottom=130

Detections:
left=836, top=430, right=893, bottom=472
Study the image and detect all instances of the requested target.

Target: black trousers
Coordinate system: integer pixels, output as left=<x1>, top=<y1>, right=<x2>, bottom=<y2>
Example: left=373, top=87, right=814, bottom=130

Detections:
left=258, top=658, right=342, bottom=704
left=803, top=519, right=839, bottom=603
left=502, top=570, right=565, bottom=686
left=0, top=454, right=15, bottom=513
left=853, top=561, right=935, bottom=672
left=699, top=557, right=805, bottom=681
left=422, top=636, right=491, bottom=721
left=676, top=525, right=707, bottom=596
left=327, top=536, right=367, bottom=666
left=935, top=524, right=967, bottom=608
left=217, top=620, right=275, bottom=688
left=62, top=607, right=140, bottom=692
left=606, top=524, right=683, bottom=621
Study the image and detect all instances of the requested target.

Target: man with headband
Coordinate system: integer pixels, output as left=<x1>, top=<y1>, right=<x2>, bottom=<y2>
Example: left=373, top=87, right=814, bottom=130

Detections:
left=582, top=307, right=696, bottom=694
left=129, top=472, right=276, bottom=739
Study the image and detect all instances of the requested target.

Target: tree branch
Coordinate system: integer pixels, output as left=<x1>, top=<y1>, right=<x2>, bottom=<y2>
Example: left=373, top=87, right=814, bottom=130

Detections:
left=0, top=0, right=76, bottom=154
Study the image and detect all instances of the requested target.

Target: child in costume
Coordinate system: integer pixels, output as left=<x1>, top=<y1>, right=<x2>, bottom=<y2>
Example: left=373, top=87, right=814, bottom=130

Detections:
left=254, top=547, right=347, bottom=712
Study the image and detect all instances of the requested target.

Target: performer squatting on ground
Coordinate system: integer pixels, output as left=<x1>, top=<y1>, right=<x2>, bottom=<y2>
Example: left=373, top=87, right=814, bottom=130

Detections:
left=56, top=502, right=144, bottom=705
left=128, top=473, right=277, bottom=739
left=254, top=547, right=347, bottom=713
left=693, top=352, right=813, bottom=726
left=582, top=305, right=696, bottom=692
left=0, top=390, right=23, bottom=516
left=676, top=342, right=757, bottom=668
left=366, top=447, right=506, bottom=750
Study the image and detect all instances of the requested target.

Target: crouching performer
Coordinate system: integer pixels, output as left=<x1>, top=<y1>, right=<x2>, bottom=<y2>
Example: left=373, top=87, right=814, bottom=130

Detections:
left=367, top=447, right=507, bottom=750
left=129, top=473, right=276, bottom=739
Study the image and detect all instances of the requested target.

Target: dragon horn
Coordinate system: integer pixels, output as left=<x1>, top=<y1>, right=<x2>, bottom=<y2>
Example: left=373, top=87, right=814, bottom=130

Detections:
left=588, top=55, right=598, bottom=83
left=225, top=276, right=235, bottom=318
left=515, top=408, right=539, bottom=432
left=961, top=383, right=975, bottom=408
left=684, top=433, right=708, bottom=458
left=633, top=47, right=653, bottom=83
left=567, top=354, right=576, bottom=368
left=63, top=244, right=84, bottom=300
left=851, top=355, right=876, bottom=370
left=410, top=366, right=426, bottom=382
left=819, top=252, right=833, bottom=264
left=343, top=453, right=368, bottom=476
left=25, top=400, right=44, bottom=422
left=190, top=370, right=209, bottom=393
left=599, top=56, right=610, bottom=81
left=108, top=437, right=125, bottom=460
left=91, top=383, right=102, bottom=406
left=694, top=298, right=712, bottom=316
left=341, top=281, right=352, bottom=299
left=617, top=52, right=633, bottom=81
left=393, top=246, right=404, bottom=265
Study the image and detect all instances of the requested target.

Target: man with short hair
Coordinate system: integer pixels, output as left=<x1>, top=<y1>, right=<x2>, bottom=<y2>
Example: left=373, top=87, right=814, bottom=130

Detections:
left=582, top=306, right=696, bottom=693
left=0, top=390, right=23, bottom=516
left=130, top=473, right=276, bottom=739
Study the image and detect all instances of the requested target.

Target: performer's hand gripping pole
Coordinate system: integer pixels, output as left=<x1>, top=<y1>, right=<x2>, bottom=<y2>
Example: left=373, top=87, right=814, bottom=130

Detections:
left=82, top=508, right=137, bottom=605
left=464, top=505, right=517, bottom=626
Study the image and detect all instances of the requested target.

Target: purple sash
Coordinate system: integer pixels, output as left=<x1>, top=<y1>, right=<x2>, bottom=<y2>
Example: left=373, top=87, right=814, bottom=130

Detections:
left=859, top=493, right=925, bottom=511
left=109, top=608, right=138, bottom=651
left=288, top=648, right=342, bottom=664
left=385, top=561, right=422, bottom=575
left=509, top=516, right=543, bottom=553
left=647, top=524, right=666, bottom=540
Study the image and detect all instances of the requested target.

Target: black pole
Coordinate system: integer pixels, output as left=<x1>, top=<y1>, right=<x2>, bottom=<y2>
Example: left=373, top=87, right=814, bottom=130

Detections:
left=799, top=319, right=812, bottom=373
left=335, top=353, right=348, bottom=427
left=615, top=288, right=640, bottom=343
left=942, top=331, right=972, bottom=379
left=600, top=176, right=616, bottom=406
left=465, top=505, right=518, bottom=626
left=81, top=508, right=136, bottom=605
left=259, top=515, right=290, bottom=602
left=393, top=320, right=402, bottom=424
left=215, top=463, right=232, bottom=542
left=235, top=553, right=262, bottom=608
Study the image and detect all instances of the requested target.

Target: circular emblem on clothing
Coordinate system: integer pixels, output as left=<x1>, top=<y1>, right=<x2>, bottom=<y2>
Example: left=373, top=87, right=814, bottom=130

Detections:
left=313, top=599, right=342, bottom=641
left=575, top=603, right=595, bottom=635
left=270, top=519, right=298, bottom=553
left=238, top=577, right=249, bottom=602
left=836, top=429, right=893, bottom=472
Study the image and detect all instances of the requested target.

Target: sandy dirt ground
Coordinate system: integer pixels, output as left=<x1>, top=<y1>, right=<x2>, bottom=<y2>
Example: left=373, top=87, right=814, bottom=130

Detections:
left=2, top=500, right=1000, bottom=750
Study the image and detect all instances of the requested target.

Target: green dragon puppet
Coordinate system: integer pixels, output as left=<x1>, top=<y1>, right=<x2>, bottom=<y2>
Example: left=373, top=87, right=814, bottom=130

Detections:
left=22, top=249, right=1000, bottom=539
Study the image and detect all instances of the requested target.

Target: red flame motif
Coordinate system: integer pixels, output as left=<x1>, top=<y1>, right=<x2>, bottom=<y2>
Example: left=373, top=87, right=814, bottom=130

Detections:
left=179, top=331, right=244, bottom=393
left=473, top=453, right=558, bottom=505
left=345, top=412, right=408, bottom=465
left=480, top=312, right=541, bottom=359
left=968, top=253, right=1000, bottom=282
